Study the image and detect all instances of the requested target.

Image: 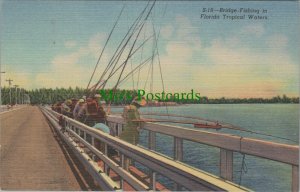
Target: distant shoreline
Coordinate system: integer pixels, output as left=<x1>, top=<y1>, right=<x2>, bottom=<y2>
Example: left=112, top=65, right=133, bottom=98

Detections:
left=109, top=102, right=299, bottom=108
left=2, top=87, right=298, bottom=105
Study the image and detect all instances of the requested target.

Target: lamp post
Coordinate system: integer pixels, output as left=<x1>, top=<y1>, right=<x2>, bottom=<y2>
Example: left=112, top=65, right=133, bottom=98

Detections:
left=6, top=79, right=13, bottom=105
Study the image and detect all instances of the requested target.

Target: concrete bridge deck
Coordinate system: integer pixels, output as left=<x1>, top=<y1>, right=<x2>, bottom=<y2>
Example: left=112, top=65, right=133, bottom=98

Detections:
left=0, top=106, right=100, bottom=190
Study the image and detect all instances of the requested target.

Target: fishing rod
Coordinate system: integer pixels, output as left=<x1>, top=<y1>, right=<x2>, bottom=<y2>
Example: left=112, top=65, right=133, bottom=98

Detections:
left=101, top=35, right=153, bottom=86
left=98, top=1, right=156, bottom=113
left=94, top=1, right=157, bottom=94
left=89, top=2, right=152, bottom=95
left=110, top=1, right=156, bottom=101
left=95, top=36, right=154, bottom=91
left=140, top=112, right=298, bottom=143
left=86, top=5, right=125, bottom=91
left=94, top=31, right=152, bottom=92
left=117, top=55, right=156, bottom=87
left=98, top=1, right=153, bottom=79
left=90, top=35, right=153, bottom=93
left=96, top=8, right=147, bottom=87
left=132, top=118, right=217, bottom=126
left=142, top=112, right=215, bottom=123
left=136, top=17, right=147, bottom=90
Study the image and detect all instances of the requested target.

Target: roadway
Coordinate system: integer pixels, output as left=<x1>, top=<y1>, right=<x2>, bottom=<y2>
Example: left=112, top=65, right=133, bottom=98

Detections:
left=0, top=106, right=101, bottom=190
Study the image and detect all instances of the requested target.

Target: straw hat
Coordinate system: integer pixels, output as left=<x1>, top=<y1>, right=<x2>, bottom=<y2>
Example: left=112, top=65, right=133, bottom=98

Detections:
left=65, top=99, right=72, bottom=105
left=132, top=96, right=147, bottom=106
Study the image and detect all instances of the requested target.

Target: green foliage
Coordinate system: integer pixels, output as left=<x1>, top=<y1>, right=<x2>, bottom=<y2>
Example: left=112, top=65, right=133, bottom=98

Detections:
left=1, top=87, right=298, bottom=104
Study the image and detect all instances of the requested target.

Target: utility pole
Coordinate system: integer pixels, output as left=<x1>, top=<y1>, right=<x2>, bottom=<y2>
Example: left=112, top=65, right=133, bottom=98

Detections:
left=18, top=87, right=21, bottom=105
left=14, top=84, right=19, bottom=105
left=21, top=88, right=24, bottom=104
left=6, top=78, right=13, bottom=105
left=0, top=71, right=5, bottom=106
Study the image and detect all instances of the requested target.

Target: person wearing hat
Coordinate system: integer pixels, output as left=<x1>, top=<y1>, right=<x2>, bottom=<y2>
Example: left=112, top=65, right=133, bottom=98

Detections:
left=94, top=93, right=101, bottom=99
left=120, top=96, right=147, bottom=144
left=93, top=94, right=107, bottom=124
left=73, top=99, right=86, bottom=121
left=61, top=99, right=72, bottom=117
left=120, top=96, right=146, bottom=169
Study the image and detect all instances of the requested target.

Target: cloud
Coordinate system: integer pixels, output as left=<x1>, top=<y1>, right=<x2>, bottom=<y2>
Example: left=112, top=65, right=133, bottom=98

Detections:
left=88, top=33, right=105, bottom=58
left=161, top=25, right=174, bottom=39
left=240, top=23, right=265, bottom=37
left=192, top=38, right=298, bottom=97
left=11, top=14, right=297, bottom=98
left=33, top=33, right=108, bottom=88
left=52, top=47, right=88, bottom=68
left=154, top=15, right=298, bottom=97
left=64, top=40, right=77, bottom=48
left=266, top=34, right=288, bottom=49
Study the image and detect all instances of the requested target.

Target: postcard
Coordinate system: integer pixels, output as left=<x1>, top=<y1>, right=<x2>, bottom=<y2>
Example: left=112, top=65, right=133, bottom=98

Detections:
left=0, top=1, right=299, bottom=191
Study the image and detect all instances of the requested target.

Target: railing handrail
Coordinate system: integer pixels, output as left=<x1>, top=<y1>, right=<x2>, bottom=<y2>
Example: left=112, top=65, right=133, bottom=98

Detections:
left=107, top=115, right=299, bottom=166
left=43, top=107, right=249, bottom=191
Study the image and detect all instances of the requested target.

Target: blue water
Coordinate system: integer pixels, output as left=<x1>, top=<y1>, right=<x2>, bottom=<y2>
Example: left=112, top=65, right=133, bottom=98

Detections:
left=111, top=104, right=299, bottom=191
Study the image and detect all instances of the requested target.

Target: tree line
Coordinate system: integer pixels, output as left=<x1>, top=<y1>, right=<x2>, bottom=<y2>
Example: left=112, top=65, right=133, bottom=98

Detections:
left=1, top=87, right=299, bottom=105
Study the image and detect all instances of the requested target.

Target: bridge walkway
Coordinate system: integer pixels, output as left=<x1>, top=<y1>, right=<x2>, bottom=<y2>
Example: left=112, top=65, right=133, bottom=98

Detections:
left=0, top=106, right=100, bottom=190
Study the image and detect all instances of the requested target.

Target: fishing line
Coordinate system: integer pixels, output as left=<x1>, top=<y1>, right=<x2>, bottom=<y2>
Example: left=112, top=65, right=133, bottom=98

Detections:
left=140, top=112, right=298, bottom=143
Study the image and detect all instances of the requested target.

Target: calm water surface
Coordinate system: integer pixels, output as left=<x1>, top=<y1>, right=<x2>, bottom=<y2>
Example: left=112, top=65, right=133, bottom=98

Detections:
left=111, top=104, right=299, bottom=191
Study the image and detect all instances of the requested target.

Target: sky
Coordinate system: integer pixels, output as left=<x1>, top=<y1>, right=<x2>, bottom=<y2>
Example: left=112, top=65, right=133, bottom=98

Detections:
left=0, top=0, right=299, bottom=98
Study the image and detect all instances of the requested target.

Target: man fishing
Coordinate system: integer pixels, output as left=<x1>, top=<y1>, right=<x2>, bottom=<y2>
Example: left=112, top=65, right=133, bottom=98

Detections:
left=120, top=96, right=147, bottom=145
left=61, top=99, right=72, bottom=117
left=120, top=96, right=146, bottom=170
left=83, top=94, right=107, bottom=126
left=73, top=99, right=86, bottom=121
left=94, top=94, right=107, bottom=124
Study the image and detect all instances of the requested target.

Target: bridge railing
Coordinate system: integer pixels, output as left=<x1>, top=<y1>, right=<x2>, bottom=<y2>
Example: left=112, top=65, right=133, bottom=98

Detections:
left=41, top=107, right=248, bottom=191
left=106, top=115, right=299, bottom=192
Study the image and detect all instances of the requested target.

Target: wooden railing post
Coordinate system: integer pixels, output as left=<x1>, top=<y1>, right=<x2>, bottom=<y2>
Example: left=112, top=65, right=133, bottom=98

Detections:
left=150, top=170, right=156, bottom=190
left=117, top=124, right=122, bottom=137
left=83, top=131, right=87, bottom=141
left=104, top=143, right=109, bottom=175
left=91, top=137, right=96, bottom=161
left=174, top=137, right=183, bottom=161
left=148, top=131, right=156, bottom=150
left=120, top=154, right=125, bottom=189
left=220, top=149, right=233, bottom=181
left=64, top=119, right=67, bottom=130
left=173, top=137, right=183, bottom=190
left=292, top=165, right=299, bottom=192
left=174, top=183, right=182, bottom=191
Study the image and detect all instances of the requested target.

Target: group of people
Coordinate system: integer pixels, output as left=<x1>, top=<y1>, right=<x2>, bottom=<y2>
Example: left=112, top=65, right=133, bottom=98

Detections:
left=58, top=94, right=147, bottom=146
left=59, top=94, right=106, bottom=124
left=57, top=94, right=147, bottom=169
